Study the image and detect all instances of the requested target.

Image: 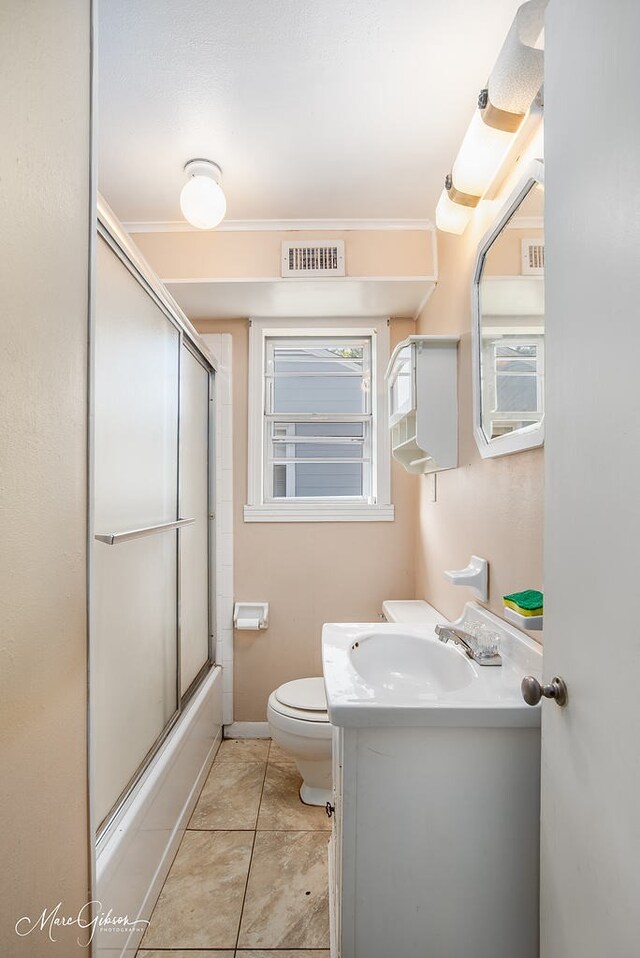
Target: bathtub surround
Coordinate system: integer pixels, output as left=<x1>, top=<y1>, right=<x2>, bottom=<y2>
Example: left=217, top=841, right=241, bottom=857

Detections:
left=95, top=669, right=222, bottom=958
left=201, top=332, right=235, bottom=725
left=91, top=206, right=229, bottom=958
left=0, top=2, right=93, bottom=954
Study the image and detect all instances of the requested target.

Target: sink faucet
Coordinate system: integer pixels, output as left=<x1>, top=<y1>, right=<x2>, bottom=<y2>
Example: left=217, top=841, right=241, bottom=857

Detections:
left=435, top=625, right=502, bottom=667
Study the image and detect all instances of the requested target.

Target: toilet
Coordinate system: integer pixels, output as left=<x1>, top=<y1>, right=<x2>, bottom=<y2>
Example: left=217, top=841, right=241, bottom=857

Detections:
left=267, top=677, right=332, bottom=806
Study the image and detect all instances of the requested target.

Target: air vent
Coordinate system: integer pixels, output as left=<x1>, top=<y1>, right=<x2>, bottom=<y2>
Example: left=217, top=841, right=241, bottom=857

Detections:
left=521, top=238, right=545, bottom=275
left=281, top=241, right=345, bottom=277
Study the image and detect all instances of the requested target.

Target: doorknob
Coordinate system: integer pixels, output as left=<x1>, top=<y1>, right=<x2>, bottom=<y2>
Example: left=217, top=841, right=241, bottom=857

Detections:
left=521, top=675, right=568, bottom=707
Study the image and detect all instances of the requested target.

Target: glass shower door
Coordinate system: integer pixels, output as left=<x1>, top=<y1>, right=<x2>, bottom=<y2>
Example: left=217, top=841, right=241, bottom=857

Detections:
left=179, top=344, right=213, bottom=696
left=93, top=235, right=180, bottom=828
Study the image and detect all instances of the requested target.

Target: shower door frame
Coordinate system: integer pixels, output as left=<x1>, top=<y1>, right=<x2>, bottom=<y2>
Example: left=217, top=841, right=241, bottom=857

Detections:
left=92, top=195, right=218, bottom=843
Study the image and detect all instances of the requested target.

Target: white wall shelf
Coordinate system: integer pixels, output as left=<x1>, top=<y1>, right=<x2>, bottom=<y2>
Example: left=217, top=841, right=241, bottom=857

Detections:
left=385, top=334, right=459, bottom=474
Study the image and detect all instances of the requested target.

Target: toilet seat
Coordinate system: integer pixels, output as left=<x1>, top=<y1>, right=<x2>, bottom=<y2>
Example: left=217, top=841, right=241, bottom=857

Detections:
left=274, top=677, right=328, bottom=720
left=269, top=698, right=329, bottom=723
left=276, top=677, right=326, bottom=711
left=268, top=677, right=330, bottom=728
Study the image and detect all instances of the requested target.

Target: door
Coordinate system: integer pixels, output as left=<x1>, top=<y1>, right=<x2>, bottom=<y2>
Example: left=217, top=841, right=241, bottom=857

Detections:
left=93, top=234, right=180, bottom=827
left=541, top=3, right=640, bottom=955
left=92, top=226, right=215, bottom=832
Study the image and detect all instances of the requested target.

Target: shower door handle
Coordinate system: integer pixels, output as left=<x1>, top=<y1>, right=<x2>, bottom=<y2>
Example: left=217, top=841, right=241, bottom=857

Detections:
left=95, top=517, right=195, bottom=545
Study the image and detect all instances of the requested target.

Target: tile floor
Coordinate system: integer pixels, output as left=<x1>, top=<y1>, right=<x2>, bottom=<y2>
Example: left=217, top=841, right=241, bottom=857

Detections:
left=137, top=738, right=330, bottom=958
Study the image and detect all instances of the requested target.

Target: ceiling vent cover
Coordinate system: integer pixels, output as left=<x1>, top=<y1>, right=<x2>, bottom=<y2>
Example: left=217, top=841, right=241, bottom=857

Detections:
left=281, top=240, right=345, bottom=277
left=521, top=238, right=545, bottom=275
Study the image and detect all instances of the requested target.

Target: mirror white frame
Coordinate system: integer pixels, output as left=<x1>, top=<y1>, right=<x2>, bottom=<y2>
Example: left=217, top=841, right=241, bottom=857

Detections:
left=472, top=159, right=545, bottom=459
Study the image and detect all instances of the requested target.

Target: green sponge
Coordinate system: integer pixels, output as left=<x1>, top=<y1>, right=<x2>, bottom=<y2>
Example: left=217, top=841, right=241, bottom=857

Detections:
left=503, top=589, right=543, bottom=617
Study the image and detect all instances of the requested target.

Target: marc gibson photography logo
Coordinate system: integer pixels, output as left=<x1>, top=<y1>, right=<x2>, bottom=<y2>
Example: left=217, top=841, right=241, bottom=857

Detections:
left=15, top=901, right=149, bottom=946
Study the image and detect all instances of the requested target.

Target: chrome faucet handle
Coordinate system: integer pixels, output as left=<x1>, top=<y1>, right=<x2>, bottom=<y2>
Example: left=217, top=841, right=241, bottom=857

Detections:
left=435, top=625, right=476, bottom=654
left=435, top=624, right=502, bottom=667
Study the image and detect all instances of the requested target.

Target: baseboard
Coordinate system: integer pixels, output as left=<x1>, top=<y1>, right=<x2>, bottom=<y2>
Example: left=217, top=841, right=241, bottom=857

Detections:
left=224, top=721, right=271, bottom=739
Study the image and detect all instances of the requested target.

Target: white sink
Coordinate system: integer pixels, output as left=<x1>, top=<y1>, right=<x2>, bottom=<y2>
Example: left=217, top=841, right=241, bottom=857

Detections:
left=322, top=602, right=543, bottom=728
left=348, top=630, right=475, bottom=694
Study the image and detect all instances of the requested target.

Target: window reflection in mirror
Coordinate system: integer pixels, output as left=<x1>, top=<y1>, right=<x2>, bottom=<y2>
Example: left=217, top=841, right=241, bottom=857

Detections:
left=478, top=182, right=544, bottom=443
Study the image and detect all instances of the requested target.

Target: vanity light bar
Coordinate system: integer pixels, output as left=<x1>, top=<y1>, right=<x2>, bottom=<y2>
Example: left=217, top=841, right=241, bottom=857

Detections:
left=444, top=173, right=480, bottom=209
left=478, top=88, right=525, bottom=135
left=436, top=0, right=547, bottom=235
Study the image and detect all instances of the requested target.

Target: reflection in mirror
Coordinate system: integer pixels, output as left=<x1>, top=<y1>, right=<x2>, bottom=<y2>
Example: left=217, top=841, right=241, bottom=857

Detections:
left=478, top=180, right=544, bottom=445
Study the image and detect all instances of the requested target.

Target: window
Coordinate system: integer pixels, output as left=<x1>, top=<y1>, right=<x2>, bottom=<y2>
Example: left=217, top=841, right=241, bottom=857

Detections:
left=267, top=338, right=371, bottom=501
left=245, top=319, right=393, bottom=522
left=486, top=338, right=544, bottom=439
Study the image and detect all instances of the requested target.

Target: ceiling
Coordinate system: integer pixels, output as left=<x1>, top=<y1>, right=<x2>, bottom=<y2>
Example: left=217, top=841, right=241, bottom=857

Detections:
left=98, top=0, right=524, bottom=226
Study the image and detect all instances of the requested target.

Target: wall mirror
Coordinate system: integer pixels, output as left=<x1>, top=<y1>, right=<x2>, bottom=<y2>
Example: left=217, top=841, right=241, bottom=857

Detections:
left=472, top=160, right=544, bottom=458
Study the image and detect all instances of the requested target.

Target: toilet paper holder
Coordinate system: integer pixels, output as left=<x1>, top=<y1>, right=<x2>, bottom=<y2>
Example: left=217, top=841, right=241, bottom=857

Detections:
left=233, top=601, right=269, bottom=630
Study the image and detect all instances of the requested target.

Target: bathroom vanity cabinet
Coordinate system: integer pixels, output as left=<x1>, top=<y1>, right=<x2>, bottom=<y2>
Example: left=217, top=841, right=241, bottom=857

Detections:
left=328, top=721, right=540, bottom=958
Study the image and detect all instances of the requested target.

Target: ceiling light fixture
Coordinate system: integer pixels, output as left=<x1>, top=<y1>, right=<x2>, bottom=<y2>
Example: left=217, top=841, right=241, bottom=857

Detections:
left=436, top=0, right=546, bottom=235
left=180, top=159, right=227, bottom=229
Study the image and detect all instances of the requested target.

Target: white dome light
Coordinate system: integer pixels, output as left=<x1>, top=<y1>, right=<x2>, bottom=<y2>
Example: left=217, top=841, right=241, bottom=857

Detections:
left=179, top=159, right=226, bottom=229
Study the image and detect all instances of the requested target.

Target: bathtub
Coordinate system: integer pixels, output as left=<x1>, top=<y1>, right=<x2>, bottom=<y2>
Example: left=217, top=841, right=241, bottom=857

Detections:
left=94, top=665, right=223, bottom=958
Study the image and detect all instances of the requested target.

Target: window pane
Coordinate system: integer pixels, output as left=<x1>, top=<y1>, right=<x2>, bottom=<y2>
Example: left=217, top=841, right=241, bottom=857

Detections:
left=272, top=374, right=366, bottom=414
left=272, top=462, right=363, bottom=498
left=496, top=373, right=538, bottom=412
left=495, top=344, right=537, bottom=357
left=264, top=337, right=373, bottom=503
left=273, top=344, right=364, bottom=373
left=273, top=463, right=287, bottom=497
left=268, top=342, right=369, bottom=414
left=272, top=442, right=364, bottom=460
left=496, top=358, right=537, bottom=372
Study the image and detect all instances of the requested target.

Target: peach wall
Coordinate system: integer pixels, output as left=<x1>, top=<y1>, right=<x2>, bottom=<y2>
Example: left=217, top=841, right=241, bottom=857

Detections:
left=415, top=134, right=545, bottom=634
left=0, top=1, right=92, bottom=952
left=196, top=318, right=418, bottom=721
left=483, top=227, right=544, bottom=275
left=132, top=228, right=435, bottom=280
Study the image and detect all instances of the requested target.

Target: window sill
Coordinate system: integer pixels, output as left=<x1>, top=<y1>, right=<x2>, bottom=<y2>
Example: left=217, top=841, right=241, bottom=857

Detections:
left=243, top=503, right=395, bottom=523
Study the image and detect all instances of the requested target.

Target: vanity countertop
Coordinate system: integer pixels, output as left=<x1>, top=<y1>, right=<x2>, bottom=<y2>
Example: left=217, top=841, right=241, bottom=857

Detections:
left=322, top=602, right=543, bottom=729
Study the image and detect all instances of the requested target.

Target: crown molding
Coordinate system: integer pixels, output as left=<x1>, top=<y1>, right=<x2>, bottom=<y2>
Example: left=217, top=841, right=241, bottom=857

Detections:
left=163, top=275, right=438, bottom=284
left=507, top=215, right=544, bottom=229
left=124, top=217, right=435, bottom=234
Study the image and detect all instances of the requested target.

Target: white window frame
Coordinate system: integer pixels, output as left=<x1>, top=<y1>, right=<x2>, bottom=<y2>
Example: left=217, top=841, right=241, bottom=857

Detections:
left=245, top=317, right=393, bottom=522
left=483, top=335, right=545, bottom=439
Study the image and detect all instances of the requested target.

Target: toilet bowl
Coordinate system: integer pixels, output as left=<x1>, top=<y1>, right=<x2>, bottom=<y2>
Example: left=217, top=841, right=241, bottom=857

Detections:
left=267, top=677, right=332, bottom=806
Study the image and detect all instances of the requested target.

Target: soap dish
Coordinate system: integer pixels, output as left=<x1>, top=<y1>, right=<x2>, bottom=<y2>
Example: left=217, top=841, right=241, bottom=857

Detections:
left=503, top=607, right=543, bottom=631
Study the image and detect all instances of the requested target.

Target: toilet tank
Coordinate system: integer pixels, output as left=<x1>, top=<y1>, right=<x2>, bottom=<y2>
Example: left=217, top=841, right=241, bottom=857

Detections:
left=381, top=599, right=448, bottom=627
